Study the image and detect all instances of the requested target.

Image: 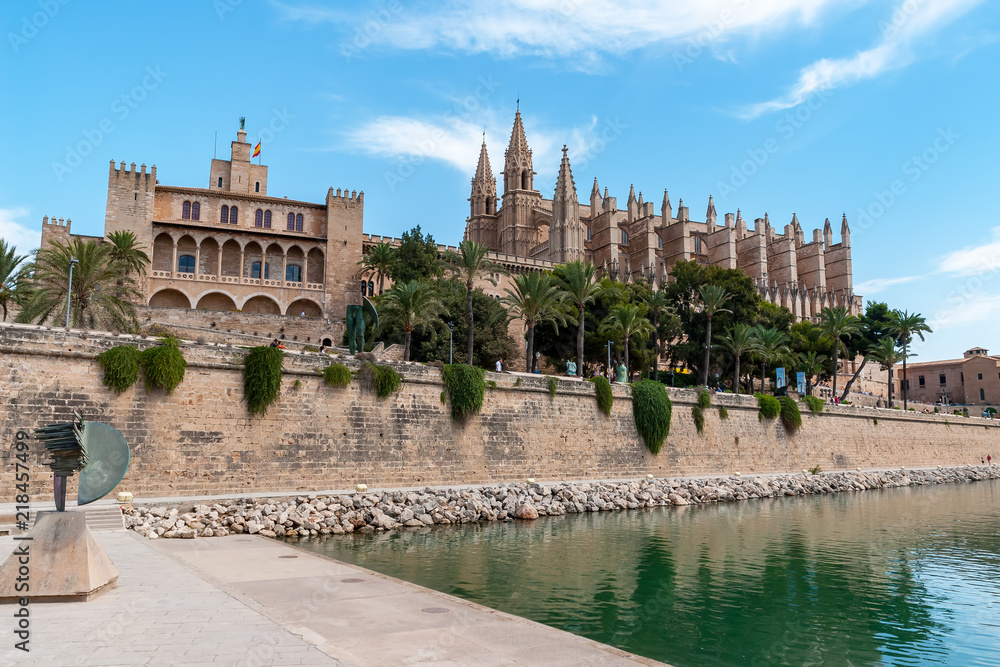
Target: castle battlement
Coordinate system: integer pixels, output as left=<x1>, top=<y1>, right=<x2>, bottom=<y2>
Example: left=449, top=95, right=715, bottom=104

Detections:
left=42, top=215, right=72, bottom=229
left=110, top=159, right=157, bottom=186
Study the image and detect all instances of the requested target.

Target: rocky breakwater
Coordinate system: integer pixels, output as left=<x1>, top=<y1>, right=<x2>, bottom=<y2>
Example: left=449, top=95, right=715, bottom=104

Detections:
left=124, top=466, right=1000, bottom=540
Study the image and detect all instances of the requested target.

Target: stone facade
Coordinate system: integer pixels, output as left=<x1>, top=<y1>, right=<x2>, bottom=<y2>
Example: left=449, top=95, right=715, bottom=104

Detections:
left=466, top=111, right=863, bottom=318
left=895, top=347, right=1000, bottom=406
left=1, top=324, right=995, bottom=504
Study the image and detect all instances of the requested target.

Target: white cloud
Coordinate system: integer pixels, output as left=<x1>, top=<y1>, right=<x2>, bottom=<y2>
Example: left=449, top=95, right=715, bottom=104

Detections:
left=855, top=275, right=921, bottom=294
left=929, top=293, right=1000, bottom=330
left=274, top=0, right=853, bottom=61
left=936, top=227, right=1000, bottom=277
left=741, top=0, right=987, bottom=118
left=0, top=207, right=40, bottom=255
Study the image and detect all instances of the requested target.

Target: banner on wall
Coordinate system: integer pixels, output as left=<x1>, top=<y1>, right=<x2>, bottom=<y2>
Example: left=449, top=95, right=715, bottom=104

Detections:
left=797, top=372, right=806, bottom=395
left=776, top=367, right=786, bottom=389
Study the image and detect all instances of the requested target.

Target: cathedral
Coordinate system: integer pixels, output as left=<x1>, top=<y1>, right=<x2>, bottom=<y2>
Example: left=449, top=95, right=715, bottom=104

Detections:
left=465, top=110, right=862, bottom=318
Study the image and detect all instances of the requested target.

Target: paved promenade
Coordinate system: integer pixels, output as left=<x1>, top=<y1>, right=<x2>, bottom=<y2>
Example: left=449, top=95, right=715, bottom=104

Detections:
left=0, top=531, right=662, bottom=667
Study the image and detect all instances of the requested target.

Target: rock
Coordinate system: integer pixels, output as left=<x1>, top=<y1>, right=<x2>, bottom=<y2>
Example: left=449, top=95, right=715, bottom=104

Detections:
left=514, top=503, right=538, bottom=520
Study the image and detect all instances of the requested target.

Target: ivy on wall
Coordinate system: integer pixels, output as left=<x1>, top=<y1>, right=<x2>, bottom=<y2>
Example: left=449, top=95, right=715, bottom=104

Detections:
left=243, top=346, right=284, bottom=417
left=442, top=364, right=485, bottom=421
left=632, top=380, right=672, bottom=455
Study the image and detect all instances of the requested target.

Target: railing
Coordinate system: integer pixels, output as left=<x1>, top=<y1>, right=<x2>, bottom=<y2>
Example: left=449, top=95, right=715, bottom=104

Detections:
left=150, top=271, right=323, bottom=290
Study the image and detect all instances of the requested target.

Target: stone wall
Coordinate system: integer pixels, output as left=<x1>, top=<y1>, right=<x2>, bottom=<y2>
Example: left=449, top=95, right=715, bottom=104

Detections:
left=136, top=305, right=344, bottom=347
left=1, top=323, right=998, bottom=503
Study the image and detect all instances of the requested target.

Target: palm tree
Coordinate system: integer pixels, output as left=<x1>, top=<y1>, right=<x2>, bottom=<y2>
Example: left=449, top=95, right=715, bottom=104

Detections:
left=642, top=288, right=673, bottom=380
left=0, top=239, right=28, bottom=321
left=889, top=310, right=932, bottom=410
left=868, top=337, right=903, bottom=408
left=697, top=284, right=732, bottom=388
left=379, top=280, right=445, bottom=362
left=719, top=323, right=759, bottom=394
left=358, top=241, right=396, bottom=295
left=16, top=237, right=141, bottom=331
left=105, top=230, right=150, bottom=290
left=792, top=350, right=828, bottom=396
left=554, top=260, right=601, bottom=377
left=754, top=326, right=791, bottom=393
left=446, top=240, right=505, bottom=366
left=503, top=272, right=567, bottom=372
left=598, top=302, right=652, bottom=382
left=818, top=306, right=861, bottom=402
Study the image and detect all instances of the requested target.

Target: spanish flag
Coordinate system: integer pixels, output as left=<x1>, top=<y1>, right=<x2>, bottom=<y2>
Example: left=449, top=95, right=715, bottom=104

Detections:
left=252, top=141, right=261, bottom=158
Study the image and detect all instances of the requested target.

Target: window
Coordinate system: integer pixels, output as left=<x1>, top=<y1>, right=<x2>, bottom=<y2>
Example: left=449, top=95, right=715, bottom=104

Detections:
left=255, top=182, right=260, bottom=193
left=918, top=376, right=925, bottom=387
left=658, top=235, right=663, bottom=249
left=218, top=177, right=223, bottom=187
left=178, top=255, right=195, bottom=273
left=939, top=374, right=947, bottom=385
left=263, top=211, right=271, bottom=228
left=286, top=265, right=302, bottom=282
left=251, top=262, right=270, bottom=279
left=586, top=226, right=592, bottom=241
left=368, top=282, right=374, bottom=297
left=191, top=202, right=200, bottom=221
left=981, top=388, right=986, bottom=401
left=360, top=280, right=368, bottom=297
left=295, top=214, right=303, bottom=232
left=255, top=209, right=263, bottom=227
left=287, top=213, right=295, bottom=231
left=182, top=201, right=191, bottom=220
left=621, top=230, right=629, bottom=245
left=220, top=205, right=229, bottom=224
left=229, top=206, right=238, bottom=224
left=978, top=373, right=983, bottom=380
left=694, top=237, right=703, bottom=254
left=961, top=372, right=964, bottom=383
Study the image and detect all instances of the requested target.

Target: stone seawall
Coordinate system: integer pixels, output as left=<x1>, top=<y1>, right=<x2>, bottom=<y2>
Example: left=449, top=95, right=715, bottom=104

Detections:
left=1, top=323, right=998, bottom=503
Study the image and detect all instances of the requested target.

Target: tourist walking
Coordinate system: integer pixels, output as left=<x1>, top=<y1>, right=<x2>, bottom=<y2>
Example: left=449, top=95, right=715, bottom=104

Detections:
left=495, top=358, right=503, bottom=373
left=989, top=455, right=993, bottom=466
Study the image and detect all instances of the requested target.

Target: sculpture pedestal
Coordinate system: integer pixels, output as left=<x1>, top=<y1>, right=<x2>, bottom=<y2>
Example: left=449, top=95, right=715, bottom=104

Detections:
left=0, top=511, right=118, bottom=602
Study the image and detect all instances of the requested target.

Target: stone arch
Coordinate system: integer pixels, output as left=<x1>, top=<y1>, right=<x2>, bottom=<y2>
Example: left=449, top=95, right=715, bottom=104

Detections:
left=175, top=235, right=197, bottom=273
left=307, top=248, right=325, bottom=284
left=152, top=232, right=173, bottom=272
left=242, top=294, right=281, bottom=315
left=199, top=237, right=219, bottom=275
left=195, top=291, right=237, bottom=311
left=221, top=239, right=241, bottom=277
left=285, top=245, right=305, bottom=283
left=243, top=241, right=264, bottom=279
left=264, top=243, right=283, bottom=282
left=287, top=298, right=322, bottom=317
left=322, top=337, right=333, bottom=347
left=149, top=288, right=191, bottom=309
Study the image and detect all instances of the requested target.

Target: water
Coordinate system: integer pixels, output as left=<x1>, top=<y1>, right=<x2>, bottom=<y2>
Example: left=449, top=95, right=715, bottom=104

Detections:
left=288, top=481, right=1000, bottom=666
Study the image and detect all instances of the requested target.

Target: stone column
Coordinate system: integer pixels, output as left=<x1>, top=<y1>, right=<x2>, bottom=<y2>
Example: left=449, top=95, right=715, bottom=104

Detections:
left=171, top=243, right=178, bottom=277
left=216, top=244, right=223, bottom=281
left=302, top=256, right=309, bottom=286
left=194, top=244, right=201, bottom=278
left=281, top=252, right=287, bottom=287
left=239, top=250, right=245, bottom=281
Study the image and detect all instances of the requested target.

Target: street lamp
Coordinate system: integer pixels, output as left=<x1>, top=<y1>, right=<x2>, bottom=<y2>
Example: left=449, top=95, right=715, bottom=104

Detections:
left=65, top=257, right=79, bottom=328
left=448, top=321, right=454, bottom=365
left=605, top=340, right=612, bottom=379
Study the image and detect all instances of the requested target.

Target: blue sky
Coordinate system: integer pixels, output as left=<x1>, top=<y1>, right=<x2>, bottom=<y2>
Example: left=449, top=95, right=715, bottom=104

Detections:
left=1, top=0, right=997, bottom=360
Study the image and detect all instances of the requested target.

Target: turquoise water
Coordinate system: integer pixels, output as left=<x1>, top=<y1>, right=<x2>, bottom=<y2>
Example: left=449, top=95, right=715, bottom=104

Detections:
left=288, top=480, right=1000, bottom=666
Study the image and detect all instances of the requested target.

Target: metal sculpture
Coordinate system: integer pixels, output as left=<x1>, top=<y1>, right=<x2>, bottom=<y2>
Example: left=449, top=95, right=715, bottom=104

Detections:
left=566, top=360, right=577, bottom=376
left=346, top=297, right=379, bottom=355
left=34, top=412, right=130, bottom=511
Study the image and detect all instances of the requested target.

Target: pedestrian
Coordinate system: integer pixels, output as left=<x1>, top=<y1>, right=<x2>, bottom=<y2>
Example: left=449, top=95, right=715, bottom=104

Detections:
left=495, top=358, right=503, bottom=373
left=319, top=344, right=327, bottom=354
left=989, top=455, right=993, bottom=466
left=270, top=339, right=280, bottom=348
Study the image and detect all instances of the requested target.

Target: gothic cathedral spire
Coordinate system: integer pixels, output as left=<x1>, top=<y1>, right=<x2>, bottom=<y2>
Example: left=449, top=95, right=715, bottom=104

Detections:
left=551, top=145, right=584, bottom=263
left=503, top=109, right=533, bottom=193
left=469, top=139, right=496, bottom=217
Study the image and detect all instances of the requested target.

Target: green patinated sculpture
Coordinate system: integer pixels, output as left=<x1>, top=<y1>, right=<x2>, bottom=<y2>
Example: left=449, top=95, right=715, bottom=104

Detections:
left=346, top=297, right=379, bottom=355
left=566, top=360, right=577, bottom=376
left=617, top=363, right=628, bottom=383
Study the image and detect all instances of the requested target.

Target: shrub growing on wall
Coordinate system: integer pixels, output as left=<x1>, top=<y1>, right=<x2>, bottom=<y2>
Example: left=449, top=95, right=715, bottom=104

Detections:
left=718, top=406, right=729, bottom=420
left=692, top=406, right=705, bottom=434
left=697, top=389, right=712, bottom=409
left=442, top=363, right=485, bottom=421
left=547, top=376, right=558, bottom=399
left=243, top=346, right=284, bottom=417
left=95, top=345, right=141, bottom=394
left=779, top=395, right=802, bottom=431
left=757, top=394, right=781, bottom=419
left=589, top=376, right=614, bottom=416
left=139, top=337, right=187, bottom=394
left=322, top=363, right=352, bottom=388
left=632, top=380, right=672, bottom=455
left=358, top=361, right=402, bottom=399
left=801, top=395, right=824, bottom=414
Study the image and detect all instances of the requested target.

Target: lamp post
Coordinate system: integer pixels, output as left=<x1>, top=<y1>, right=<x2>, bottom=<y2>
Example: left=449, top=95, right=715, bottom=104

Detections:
left=65, top=258, right=79, bottom=328
left=605, top=340, right=612, bottom=379
left=448, top=321, right=454, bottom=365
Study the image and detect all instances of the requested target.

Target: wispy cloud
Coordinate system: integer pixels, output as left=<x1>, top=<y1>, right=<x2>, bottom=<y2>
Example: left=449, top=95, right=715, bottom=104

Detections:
left=855, top=275, right=921, bottom=294
left=740, top=0, right=987, bottom=118
left=936, top=227, right=1000, bottom=277
left=930, top=293, right=1000, bottom=330
left=0, top=207, right=39, bottom=254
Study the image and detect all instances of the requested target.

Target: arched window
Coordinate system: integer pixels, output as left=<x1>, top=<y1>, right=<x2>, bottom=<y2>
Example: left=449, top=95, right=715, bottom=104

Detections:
left=220, top=205, right=229, bottom=224
left=368, top=282, right=374, bottom=297
left=255, top=209, right=263, bottom=227
left=286, top=264, right=302, bottom=282
left=521, top=170, right=529, bottom=190
left=229, top=206, right=238, bottom=224
left=586, top=226, right=592, bottom=241
left=263, top=211, right=271, bottom=228
left=287, top=213, right=295, bottom=231
left=251, top=262, right=270, bottom=279
left=295, top=214, right=303, bottom=232
left=255, top=182, right=260, bottom=193
left=182, top=201, right=191, bottom=220
left=178, top=255, right=196, bottom=273
left=981, top=388, right=986, bottom=401
left=657, top=235, right=663, bottom=249
left=486, top=196, right=493, bottom=214
left=694, top=237, right=702, bottom=254
left=217, top=176, right=223, bottom=187
left=360, top=280, right=367, bottom=297
left=621, top=230, right=629, bottom=246
left=191, top=202, right=200, bottom=221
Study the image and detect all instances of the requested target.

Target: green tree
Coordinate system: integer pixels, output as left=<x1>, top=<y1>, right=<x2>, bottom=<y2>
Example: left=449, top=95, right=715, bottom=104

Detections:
left=503, top=271, right=567, bottom=372
left=818, top=306, right=861, bottom=401
left=358, top=241, right=396, bottom=295
left=378, top=280, right=445, bottom=362
left=791, top=350, right=828, bottom=396
left=554, top=260, right=601, bottom=377
left=697, top=284, right=732, bottom=387
left=719, top=323, right=759, bottom=394
left=446, top=240, right=505, bottom=365
left=389, top=226, right=442, bottom=284
left=105, top=230, right=150, bottom=295
left=16, top=237, right=141, bottom=331
left=868, top=337, right=903, bottom=408
left=642, top=287, right=674, bottom=379
left=599, top=302, right=652, bottom=381
left=837, top=301, right=896, bottom=402
left=753, top=326, right=790, bottom=393
left=889, top=310, right=932, bottom=410
left=0, top=239, right=28, bottom=321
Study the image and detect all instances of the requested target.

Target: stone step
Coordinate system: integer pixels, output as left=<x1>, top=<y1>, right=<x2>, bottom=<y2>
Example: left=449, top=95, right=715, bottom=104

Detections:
left=0, top=505, right=125, bottom=534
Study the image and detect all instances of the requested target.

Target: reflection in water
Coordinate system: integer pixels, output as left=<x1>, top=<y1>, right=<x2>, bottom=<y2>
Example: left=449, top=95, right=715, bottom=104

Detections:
left=288, top=480, right=1000, bottom=667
